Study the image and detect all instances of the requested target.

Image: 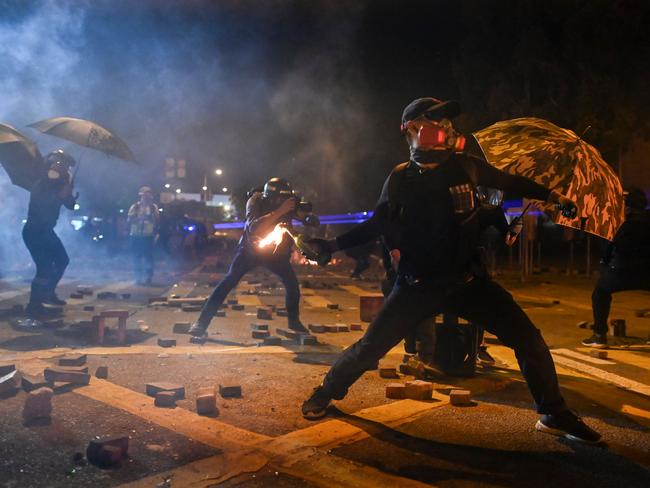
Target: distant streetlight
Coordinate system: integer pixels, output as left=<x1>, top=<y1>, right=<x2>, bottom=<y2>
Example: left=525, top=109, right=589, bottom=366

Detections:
left=175, top=188, right=181, bottom=194
left=164, top=183, right=171, bottom=189
left=202, top=185, right=208, bottom=191
left=222, top=187, right=228, bottom=192
left=215, top=169, right=223, bottom=176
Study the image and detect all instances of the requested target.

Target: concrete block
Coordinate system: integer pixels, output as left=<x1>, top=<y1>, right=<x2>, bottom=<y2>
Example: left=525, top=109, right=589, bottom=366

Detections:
left=57, top=365, right=89, bottom=374
left=276, top=309, right=288, bottom=317
left=154, top=391, right=177, bottom=407
left=22, top=374, right=49, bottom=392
left=379, top=367, right=399, bottom=379
left=44, top=367, right=90, bottom=385
left=173, top=322, right=191, bottom=334
left=181, top=304, right=202, bottom=312
left=95, top=366, right=109, bottom=379
left=157, top=337, right=177, bottom=348
left=196, top=392, right=218, bottom=415
left=86, top=436, right=128, bottom=468
left=323, top=324, right=340, bottom=333
left=404, top=380, right=434, bottom=400
left=449, top=389, right=472, bottom=406
left=590, top=350, right=608, bottom=359
left=386, top=383, right=406, bottom=399
left=215, top=310, right=226, bottom=317
left=252, top=330, right=270, bottom=339
left=231, top=304, right=245, bottom=311
left=350, top=323, right=363, bottom=331
left=299, top=334, right=318, bottom=346
left=219, top=384, right=242, bottom=398
left=83, top=305, right=95, bottom=312
left=257, top=308, right=273, bottom=320
left=263, top=336, right=282, bottom=346
left=335, top=323, right=350, bottom=332
left=97, top=291, right=117, bottom=300
left=308, top=324, right=327, bottom=333
left=59, top=354, right=87, bottom=367
left=276, top=328, right=301, bottom=340
left=251, top=323, right=269, bottom=331
left=146, top=382, right=185, bottom=399
left=327, top=303, right=339, bottom=310
left=23, top=387, right=53, bottom=422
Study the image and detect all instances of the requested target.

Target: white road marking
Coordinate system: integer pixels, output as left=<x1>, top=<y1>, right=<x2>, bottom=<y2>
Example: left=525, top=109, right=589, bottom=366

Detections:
left=552, top=348, right=615, bottom=365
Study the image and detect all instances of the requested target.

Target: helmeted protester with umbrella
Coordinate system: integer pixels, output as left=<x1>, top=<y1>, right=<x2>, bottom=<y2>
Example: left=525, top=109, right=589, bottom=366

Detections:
left=0, top=117, right=135, bottom=318
left=301, top=97, right=601, bottom=444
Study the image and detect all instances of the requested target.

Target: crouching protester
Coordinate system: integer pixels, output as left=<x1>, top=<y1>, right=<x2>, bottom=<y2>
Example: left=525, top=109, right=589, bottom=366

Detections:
left=188, top=178, right=311, bottom=337
left=301, top=97, right=601, bottom=444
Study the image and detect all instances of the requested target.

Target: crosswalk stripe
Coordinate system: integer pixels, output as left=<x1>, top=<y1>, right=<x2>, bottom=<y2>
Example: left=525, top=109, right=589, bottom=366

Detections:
left=552, top=348, right=615, bottom=365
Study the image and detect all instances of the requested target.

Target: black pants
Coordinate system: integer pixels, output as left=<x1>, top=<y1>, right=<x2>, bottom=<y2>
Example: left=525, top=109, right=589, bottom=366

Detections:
left=131, top=236, right=155, bottom=283
left=195, top=246, right=301, bottom=329
left=592, top=267, right=650, bottom=335
left=322, top=276, right=567, bottom=414
left=22, top=224, right=69, bottom=305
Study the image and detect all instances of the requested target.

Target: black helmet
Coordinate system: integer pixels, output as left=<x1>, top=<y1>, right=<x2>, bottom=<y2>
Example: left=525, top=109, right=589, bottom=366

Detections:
left=263, top=177, right=293, bottom=198
left=624, top=187, right=647, bottom=211
left=401, top=97, right=461, bottom=130
left=45, top=149, right=76, bottom=168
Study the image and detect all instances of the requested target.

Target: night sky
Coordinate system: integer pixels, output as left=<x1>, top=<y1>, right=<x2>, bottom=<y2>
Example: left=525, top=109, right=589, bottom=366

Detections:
left=1, top=0, right=649, bottom=214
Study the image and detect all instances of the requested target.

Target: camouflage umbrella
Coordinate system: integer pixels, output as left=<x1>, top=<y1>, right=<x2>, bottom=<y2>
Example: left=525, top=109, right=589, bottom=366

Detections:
left=473, top=117, right=624, bottom=241
left=28, top=117, right=136, bottom=162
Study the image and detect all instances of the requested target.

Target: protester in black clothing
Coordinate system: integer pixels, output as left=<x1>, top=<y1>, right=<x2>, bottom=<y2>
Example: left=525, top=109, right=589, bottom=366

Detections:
left=345, top=241, right=377, bottom=278
left=583, top=187, right=650, bottom=347
left=301, top=97, right=600, bottom=443
left=188, top=178, right=310, bottom=337
left=23, top=150, right=77, bottom=317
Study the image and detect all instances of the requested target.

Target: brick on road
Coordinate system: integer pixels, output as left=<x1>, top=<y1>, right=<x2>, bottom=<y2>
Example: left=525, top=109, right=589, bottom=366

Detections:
left=335, top=323, right=350, bottom=332
left=257, top=307, right=273, bottom=320
left=350, top=323, right=363, bottom=331
left=158, top=337, right=177, bottom=348
left=327, top=303, right=339, bottom=310
left=145, top=382, right=185, bottom=399
left=22, top=387, right=53, bottom=423
left=219, top=384, right=242, bottom=398
left=59, top=354, right=87, bottom=367
left=22, top=374, right=49, bottom=392
left=0, top=363, right=16, bottom=376
left=231, top=304, right=245, bottom=311
left=308, top=324, right=327, bottom=333
left=86, top=436, right=129, bottom=468
left=173, top=322, right=191, bottom=334
left=590, top=350, right=608, bottom=359
left=386, top=383, right=406, bottom=399
left=299, top=334, right=318, bottom=346
left=263, top=336, right=282, bottom=346
left=196, top=387, right=218, bottom=415
left=251, top=323, right=269, bottom=331
left=95, top=366, right=109, bottom=379
left=154, top=391, right=177, bottom=407
left=44, top=367, right=90, bottom=385
left=450, top=389, right=472, bottom=406
left=404, top=380, right=434, bottom=400
left=0, top=370, right=19, bottom=395
left=379, top=367, right=399, bottom=379
left=215, top=310, right=226, bottom=317
left=252, top=330, right=270, bottom=339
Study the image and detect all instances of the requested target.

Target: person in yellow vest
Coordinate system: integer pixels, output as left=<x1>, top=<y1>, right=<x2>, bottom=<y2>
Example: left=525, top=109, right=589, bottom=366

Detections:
left=127, top=186, right=159, bottom=285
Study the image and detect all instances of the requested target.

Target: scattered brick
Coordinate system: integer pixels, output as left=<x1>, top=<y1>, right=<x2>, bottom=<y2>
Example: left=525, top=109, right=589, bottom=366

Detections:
left=69, top=293, right=84, bottom=299
left=173, top=322, right=191, bottom=334
left=59, top=354, right=87, bottom=367
left=227, top=299, right=238, bottom=305
left=97, top=291, right=117, bottom=300
left=327, top=303, right=339, bottom=310
left=42, top=318, right=64, bottom=328
left=257, top=308, right=273, bottom=320
left=146, top=382, right=185, bottom=399
left=157, top=338, right=177, bottom=348
left=263, top=336, right=282, bottom=346
left=276, top=309, right=288, bottom=317
left=22, top=374, right=49, bottom=392
left=449, top=389, right=472, bottom=406
left=404, top=380, right=434, bottom=400
left=0, top=370, right=19, bottom=395
left=95, top=366, right=109, bottom=379
left=299, top=334, right=318, bottom=346
left=219, top=384, right=242, bottom=398
left=350, top=323, right=363, bottom=331
left=335, top=323, right=350, bottom=332
left=181, top=304, right=202, bottom=312
left=386, top=383, right=406, bottom=399
left=44, top=367, right=90, bottom=385
left=0, top=363, right=16, bottom=376
left=252, top=330, right=270, bottom=339
left=590, top=350, right=608, bottom=359
left=231, top=304, right=245, bottom=311
left=22, top=387, right=53, bottom=422
left=196, top=390, right=218, bottom=416
left=86, top=436, right=128, bottom=468
left=149, top=296, right=168, bottom=304
left=308, top=324, right=327, bottom=333
left=57, top=365, right=89, bottom=374
left=379, top=367, right=399, bottom=379
left=323, top=324, right=340, bottom=333
left=251, top=323, right=269, bottom=331
left=154, top=391, right=177, bottom=407
left=83, top=305, right=95, bottom=312
left=276, top=328, right=301, bottom=340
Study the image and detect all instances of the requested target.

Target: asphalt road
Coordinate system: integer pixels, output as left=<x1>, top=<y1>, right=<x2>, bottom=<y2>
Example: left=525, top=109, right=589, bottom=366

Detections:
left=1, top=252, right=649, bottom=487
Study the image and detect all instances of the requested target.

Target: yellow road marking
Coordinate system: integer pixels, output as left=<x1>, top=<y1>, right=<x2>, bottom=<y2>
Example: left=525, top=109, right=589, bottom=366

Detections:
left=338, top=285, right=382, bottom=297
left=621, top=404, right=650, bottom=421
left=552, top=348, right=615, bottom=365
left=236, top=294, right=263, bottom=306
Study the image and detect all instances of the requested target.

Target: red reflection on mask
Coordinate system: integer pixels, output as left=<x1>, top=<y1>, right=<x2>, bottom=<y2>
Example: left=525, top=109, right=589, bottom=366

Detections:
left=417, top=125, right=447, bottom=147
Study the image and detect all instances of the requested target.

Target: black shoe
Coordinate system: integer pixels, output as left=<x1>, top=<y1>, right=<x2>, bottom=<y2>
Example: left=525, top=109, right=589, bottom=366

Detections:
left=477, top=346, right=496, bottom=364
left=301, top=386, right=332, bottom=420
left=25, top=303, right=55, bottom=318
left=581, top=333, right=607, bottom=348
left=43, top=294, right=67, bottom=306
left=188, top=322, right=207, bottom=337
left=536, top=410, right=601, bottom=444
left=288, top=321, right=309, bottom=333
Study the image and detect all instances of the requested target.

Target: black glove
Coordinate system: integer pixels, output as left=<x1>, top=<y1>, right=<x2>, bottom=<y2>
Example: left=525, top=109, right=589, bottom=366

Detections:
left=306, top=238, right=338, bottom=255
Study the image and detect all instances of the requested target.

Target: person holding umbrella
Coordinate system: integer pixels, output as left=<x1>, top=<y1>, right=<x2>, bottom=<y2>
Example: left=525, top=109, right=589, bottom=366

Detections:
left=301, top=97, right=601, bottom=444
left=23, top=150, right=77, bottom=316
left=583, top=187, right=650, bottom=347
left=127, top=186, right=159, bottom=285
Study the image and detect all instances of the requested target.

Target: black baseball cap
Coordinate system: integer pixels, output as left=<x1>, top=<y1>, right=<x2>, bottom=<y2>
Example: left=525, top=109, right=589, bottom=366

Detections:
left=401, top=97, right=461, bottom=128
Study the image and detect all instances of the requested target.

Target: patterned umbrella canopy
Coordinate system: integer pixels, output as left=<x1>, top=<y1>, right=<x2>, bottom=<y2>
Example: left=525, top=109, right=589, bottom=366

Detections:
left=473, top=117, right=624, bottom=241
left=0, top=123, right=44, bottom=191
left=28, top=117, right=136, bottom=162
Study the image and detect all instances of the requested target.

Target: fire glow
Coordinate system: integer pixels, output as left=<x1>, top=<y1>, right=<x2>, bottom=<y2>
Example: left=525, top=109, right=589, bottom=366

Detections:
left=258, top=224, right=287, bottom=250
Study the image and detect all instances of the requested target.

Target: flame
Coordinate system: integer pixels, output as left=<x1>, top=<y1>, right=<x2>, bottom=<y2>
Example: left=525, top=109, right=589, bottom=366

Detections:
left=258, top=224, right=287, bottom=250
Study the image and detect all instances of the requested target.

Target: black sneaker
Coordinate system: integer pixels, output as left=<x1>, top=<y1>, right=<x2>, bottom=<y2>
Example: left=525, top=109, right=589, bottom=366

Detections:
left=581, top=333, right=607, bottom=348
left=301, top=386, right=332, bottom=420
left=25, top=303, right=55, bottom=318
left=43, top=294, right=67, bottom=306
left=535, top=410, right=601, bottom=444
left=288, top=321, right=309, bottom=333
left=188, top=322, right=207, bottom=337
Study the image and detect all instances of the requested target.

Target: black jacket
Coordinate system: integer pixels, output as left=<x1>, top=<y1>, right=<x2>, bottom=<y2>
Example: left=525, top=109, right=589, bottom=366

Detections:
left=26, top=178, right=76, bottom=229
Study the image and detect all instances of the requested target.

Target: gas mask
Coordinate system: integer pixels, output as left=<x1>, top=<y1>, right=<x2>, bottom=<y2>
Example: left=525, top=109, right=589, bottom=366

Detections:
left=47, top=162, right=70, bottom=180
left=403, top=117, right=466, bottom=166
